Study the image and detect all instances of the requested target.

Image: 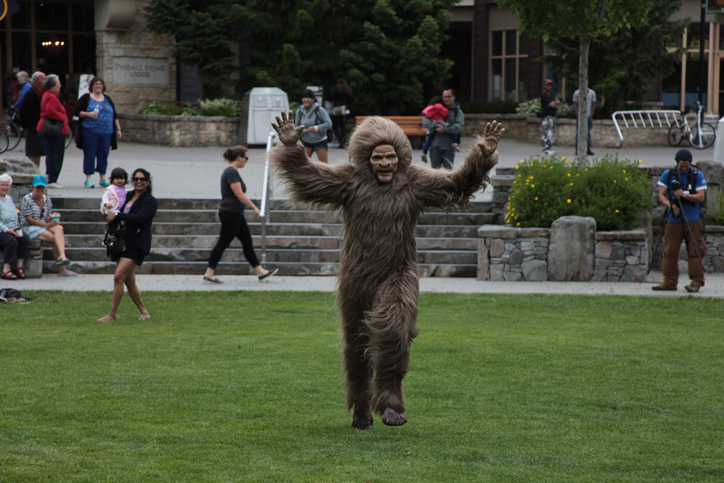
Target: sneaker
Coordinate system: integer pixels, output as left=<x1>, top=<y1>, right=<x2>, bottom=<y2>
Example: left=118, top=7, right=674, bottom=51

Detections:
left=587, top=150, right=595, bottom=155
left=684, top=282, right=701, bottom=293
left=652, top=283, right=676, bottom=291
left=453, top=144, right=461, bottom=152
left=99, top=179, right=110, bottom=188
left=421, top=154, right=428, bottom=163
left=543, top=149, right=556, bottom=156
left=84, top=179, right=95, bottom=188
left=46, top=183, right=64, bottom=189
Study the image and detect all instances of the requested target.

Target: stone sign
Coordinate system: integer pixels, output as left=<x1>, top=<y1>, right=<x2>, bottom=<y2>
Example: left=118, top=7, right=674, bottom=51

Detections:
left=112, top=57, right=168, bottom=85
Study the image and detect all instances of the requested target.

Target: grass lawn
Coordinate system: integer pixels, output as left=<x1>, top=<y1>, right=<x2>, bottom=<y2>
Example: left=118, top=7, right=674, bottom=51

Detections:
left=1, top=291, right=723, bottom=482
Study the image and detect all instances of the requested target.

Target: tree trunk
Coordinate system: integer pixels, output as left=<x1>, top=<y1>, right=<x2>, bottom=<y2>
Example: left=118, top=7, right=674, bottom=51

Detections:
left=576, top=36, right=591, bottom=165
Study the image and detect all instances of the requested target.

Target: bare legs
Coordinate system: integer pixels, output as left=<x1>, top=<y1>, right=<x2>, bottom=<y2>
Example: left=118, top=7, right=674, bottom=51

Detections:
left=98, top=257, right=150, bottom=322
left=37, top=226, right=72, bottom=274
left=303, top=147, right=328, bottom=163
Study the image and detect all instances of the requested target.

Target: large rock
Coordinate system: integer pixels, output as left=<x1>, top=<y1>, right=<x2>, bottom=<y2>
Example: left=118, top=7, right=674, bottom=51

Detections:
left=547, top=216, right=596, bottom=281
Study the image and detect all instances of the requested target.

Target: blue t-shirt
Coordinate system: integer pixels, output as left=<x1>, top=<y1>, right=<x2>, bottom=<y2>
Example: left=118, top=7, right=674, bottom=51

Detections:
left=658, top=167, right=707, bottom=223
left=83, top=97, right=114, bottom=135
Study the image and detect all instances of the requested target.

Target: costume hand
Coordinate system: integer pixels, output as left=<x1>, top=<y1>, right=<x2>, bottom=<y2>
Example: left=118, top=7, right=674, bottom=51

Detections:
left=272, top=110, right=304, bottom=147
left=479, top=121, right=505, bottom=157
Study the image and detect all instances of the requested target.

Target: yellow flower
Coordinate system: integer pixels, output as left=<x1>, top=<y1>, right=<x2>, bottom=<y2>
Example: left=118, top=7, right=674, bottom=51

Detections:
left=515, top=166, right=519, bottom=170
left=615, top=209, right=620, bottom=213
left=613, top=180, right=617, bottom=183
left=625, top=177, right=628, bottom=181
left=567, top=199, right=572, bottom=203
left=516, top=222, right=520, bottom=226
left=622, top=170, right=627, bottom=174
left=567, top=173, right=571, bottom=177
left=531, top=184, right=535, bottom=188
left=638, top=160, right=642, bottom=163
left=569, top=183, right=573, bottom=186
left=535, top=196, right=538, bottom=201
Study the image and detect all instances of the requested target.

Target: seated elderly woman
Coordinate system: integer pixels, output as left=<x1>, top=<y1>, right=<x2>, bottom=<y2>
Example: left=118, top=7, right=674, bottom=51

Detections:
left=0, top=173, right=31, bottom=280
left=20, top=175, right=76, bottom=276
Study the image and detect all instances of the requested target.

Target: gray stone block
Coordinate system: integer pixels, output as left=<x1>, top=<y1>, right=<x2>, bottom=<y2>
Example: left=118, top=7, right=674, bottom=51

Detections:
left=547, top=216, right=596, bottom=281
left=522, top=259, right=548, bottom=281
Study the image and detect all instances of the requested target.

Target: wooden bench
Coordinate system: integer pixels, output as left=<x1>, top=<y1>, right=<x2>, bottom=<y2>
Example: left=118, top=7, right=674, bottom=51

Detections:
left=355, top=116, right=428, bottom=137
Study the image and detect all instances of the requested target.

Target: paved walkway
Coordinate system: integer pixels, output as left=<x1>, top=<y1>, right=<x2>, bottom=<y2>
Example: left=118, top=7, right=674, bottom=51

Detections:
left=9, top=131, right=720, bottom=297
left=21, top=272, right=724, bottom=298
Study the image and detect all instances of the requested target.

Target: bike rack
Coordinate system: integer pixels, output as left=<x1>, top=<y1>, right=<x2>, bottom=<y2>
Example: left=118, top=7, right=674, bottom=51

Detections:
left=611, top=110, right=681, bottom=141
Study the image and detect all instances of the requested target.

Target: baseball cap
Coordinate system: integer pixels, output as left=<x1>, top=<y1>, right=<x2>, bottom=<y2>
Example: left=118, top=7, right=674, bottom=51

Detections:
left=675, top=148, right=692, bottom=163
left=545, top=79, right=554, bottom=85
left=32, top=174, right=47, bottom=187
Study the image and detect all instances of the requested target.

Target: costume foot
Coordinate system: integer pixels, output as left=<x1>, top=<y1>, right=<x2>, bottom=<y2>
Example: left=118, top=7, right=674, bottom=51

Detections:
left=352, top=411, right=373, bottom=430
left=98, top=315, right=115, bottom=323
left=381, top=408, right=407, bottom=426
left=139, top=312, right=151, bottom=320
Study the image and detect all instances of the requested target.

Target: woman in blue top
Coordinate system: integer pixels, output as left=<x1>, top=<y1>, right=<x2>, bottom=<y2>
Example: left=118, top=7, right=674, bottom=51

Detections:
left=203, top=145, right=277, bottom=284
left=74, top=77, right=122, bottom=189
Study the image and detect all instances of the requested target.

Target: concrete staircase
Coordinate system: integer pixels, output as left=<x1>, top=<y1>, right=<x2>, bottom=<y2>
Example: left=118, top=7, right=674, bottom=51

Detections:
left=47, top=197, right=499, bottom=277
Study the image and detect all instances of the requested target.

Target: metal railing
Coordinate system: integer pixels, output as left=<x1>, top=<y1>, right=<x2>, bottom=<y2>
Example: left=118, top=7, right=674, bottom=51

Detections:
left=611, top=110, right=681, bottom=141
left=259, top=130, right=277, bottom=264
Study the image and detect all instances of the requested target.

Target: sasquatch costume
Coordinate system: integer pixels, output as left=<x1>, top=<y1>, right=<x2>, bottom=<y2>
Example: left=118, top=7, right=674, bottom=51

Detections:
left=271, top=111, right=504, bottom=429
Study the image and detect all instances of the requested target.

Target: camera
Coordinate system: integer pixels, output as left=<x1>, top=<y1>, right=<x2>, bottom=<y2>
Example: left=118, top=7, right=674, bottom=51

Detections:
left=670, top=179, right=682, bottom=191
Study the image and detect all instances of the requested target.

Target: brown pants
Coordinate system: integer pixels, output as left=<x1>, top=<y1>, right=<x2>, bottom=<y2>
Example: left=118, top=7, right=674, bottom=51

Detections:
left=662, top=220, right=707, bottom=288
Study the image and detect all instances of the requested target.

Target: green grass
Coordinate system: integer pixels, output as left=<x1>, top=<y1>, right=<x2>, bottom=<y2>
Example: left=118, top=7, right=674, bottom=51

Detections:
left=2, top=291, right=723, bottom=482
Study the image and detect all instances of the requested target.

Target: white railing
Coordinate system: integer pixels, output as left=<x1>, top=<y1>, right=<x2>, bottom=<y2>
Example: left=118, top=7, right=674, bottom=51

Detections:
left=611, top=110, right=681, bottom=141
left=259, top=131, right=277, bottom=264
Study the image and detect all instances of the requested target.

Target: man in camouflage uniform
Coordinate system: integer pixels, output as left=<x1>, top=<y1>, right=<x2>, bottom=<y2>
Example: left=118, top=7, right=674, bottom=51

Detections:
left=540, top=79, right=560, bottom=155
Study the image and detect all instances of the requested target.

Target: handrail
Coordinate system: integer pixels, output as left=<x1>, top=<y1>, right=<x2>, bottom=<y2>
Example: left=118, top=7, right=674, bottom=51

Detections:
left=611, top=110, right=681, bottom=141
left=259, top=130, right=277, bottom=264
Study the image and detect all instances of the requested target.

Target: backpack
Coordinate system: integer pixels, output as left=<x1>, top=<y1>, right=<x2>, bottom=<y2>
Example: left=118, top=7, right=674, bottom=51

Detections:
left=667, top=165, right=707, bottom=226
left=0, top=287, right=27, bottom=303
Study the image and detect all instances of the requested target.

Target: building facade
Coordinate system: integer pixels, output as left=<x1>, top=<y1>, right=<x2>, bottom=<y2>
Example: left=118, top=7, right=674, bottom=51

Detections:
left=451, top=0, right=724, bottom=115
left=0, top=0, right=174, bottom=115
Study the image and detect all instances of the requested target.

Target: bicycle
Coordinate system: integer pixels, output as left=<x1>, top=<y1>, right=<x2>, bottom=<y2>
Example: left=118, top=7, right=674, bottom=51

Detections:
left=667, top=101, right=717, bottom=149
left=0, top=107, right=23, bottom=153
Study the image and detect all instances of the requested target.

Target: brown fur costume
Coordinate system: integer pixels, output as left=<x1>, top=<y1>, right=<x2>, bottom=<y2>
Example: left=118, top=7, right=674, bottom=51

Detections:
left=270, top=114, right=502, bottom=429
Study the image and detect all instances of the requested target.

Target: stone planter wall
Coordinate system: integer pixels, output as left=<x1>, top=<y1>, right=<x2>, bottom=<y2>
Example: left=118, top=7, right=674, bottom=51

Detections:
left=119, top=113, right=242, bottom=147
left=478, top=223, right=650, bottom=282
left=464, top=114, right=667, bottom=148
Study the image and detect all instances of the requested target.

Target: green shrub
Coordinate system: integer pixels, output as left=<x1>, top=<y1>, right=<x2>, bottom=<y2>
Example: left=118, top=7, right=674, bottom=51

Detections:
left=556, top=102, right=575, bottom=119
left=704, top=193, right=724, bottom=225
left=141, top=101, right=185, bottom=116
left=199, top=98, right=243, bottom=117
left=141, top=99, right=243, bottom=117
left=507, top=154, right=651, bottom=231
left=515, top=98, right=541, bottom=116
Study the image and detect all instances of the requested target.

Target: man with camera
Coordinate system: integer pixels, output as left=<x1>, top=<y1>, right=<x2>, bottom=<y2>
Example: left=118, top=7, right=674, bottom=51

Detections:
left=653, top=148, right=707, bottom=292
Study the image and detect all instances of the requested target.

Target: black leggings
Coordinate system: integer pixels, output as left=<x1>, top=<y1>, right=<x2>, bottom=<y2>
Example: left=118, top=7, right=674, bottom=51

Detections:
left=207, top=210, right=259, bottom=269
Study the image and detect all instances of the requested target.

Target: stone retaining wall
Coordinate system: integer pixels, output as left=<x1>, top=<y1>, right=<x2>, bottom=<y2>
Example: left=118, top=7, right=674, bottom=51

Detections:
left=464, top=114, right=667, bottom=148
left=478, top=224, right=650, bottom=282
left=119, top=113, right=242, bottom=147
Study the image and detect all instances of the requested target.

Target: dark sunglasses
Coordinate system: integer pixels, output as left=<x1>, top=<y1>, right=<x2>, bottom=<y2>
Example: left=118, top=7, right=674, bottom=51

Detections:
left=132, top=177, right=148, bottom=182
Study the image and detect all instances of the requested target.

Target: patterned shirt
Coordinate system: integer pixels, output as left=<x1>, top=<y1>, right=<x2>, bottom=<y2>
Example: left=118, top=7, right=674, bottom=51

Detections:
left=20, top=193, right=52, bottom=229
left=83, top=97, right=115, bottom=135
left=0, top=195, right=20, bottom=232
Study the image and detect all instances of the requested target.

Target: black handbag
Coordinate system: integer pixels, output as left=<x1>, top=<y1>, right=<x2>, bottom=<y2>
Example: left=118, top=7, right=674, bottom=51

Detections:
left=42, top=118, right=64, bottom=137
left=103, top=220, right=127, bottom=258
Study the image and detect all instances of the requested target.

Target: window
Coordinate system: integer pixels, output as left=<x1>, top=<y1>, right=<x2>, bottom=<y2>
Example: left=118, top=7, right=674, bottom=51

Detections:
left=489, top=30, right=529, bottom=102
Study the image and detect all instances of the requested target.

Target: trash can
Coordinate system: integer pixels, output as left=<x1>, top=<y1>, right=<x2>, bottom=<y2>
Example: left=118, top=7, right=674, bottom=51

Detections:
left=240, top=87, right=289, bottom=145
left=715, top=117, right=724, bottom=165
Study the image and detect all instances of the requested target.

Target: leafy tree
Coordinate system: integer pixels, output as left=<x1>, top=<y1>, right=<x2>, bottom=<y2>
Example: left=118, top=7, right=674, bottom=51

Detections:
left=145, top=0, right=455, bottom=114
left=499, top=0, right=651, bottom=163
left=143, top=0, right=244, bottom=96
left=545, top=0, right=687, bottom=117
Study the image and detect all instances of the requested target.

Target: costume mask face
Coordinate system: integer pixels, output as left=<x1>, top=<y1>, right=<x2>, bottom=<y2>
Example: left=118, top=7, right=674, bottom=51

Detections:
left=370, top=144, right=398, bottom=183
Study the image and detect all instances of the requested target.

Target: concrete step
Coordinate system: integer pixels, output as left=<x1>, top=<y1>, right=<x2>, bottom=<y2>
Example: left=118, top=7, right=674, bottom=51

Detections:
left=47, top=246, right=477, bottom=265
left=42, top=260, right=476, bottom=277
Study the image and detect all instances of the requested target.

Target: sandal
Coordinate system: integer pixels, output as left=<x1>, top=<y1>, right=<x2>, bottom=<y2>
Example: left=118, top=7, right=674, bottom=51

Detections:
left=1, top=270, right=17, bottom=280
left=13, top=267, right=26, bottom=279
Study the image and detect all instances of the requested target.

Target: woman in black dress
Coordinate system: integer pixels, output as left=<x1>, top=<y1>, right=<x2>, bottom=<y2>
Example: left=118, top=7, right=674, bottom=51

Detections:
left=98, top=168, right=158, bottom=322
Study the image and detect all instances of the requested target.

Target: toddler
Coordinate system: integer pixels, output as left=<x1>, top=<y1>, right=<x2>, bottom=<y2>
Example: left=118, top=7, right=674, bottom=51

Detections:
left=421, top=96, right=459, bottom=163
left=100, top=167, right=128, bottom=216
